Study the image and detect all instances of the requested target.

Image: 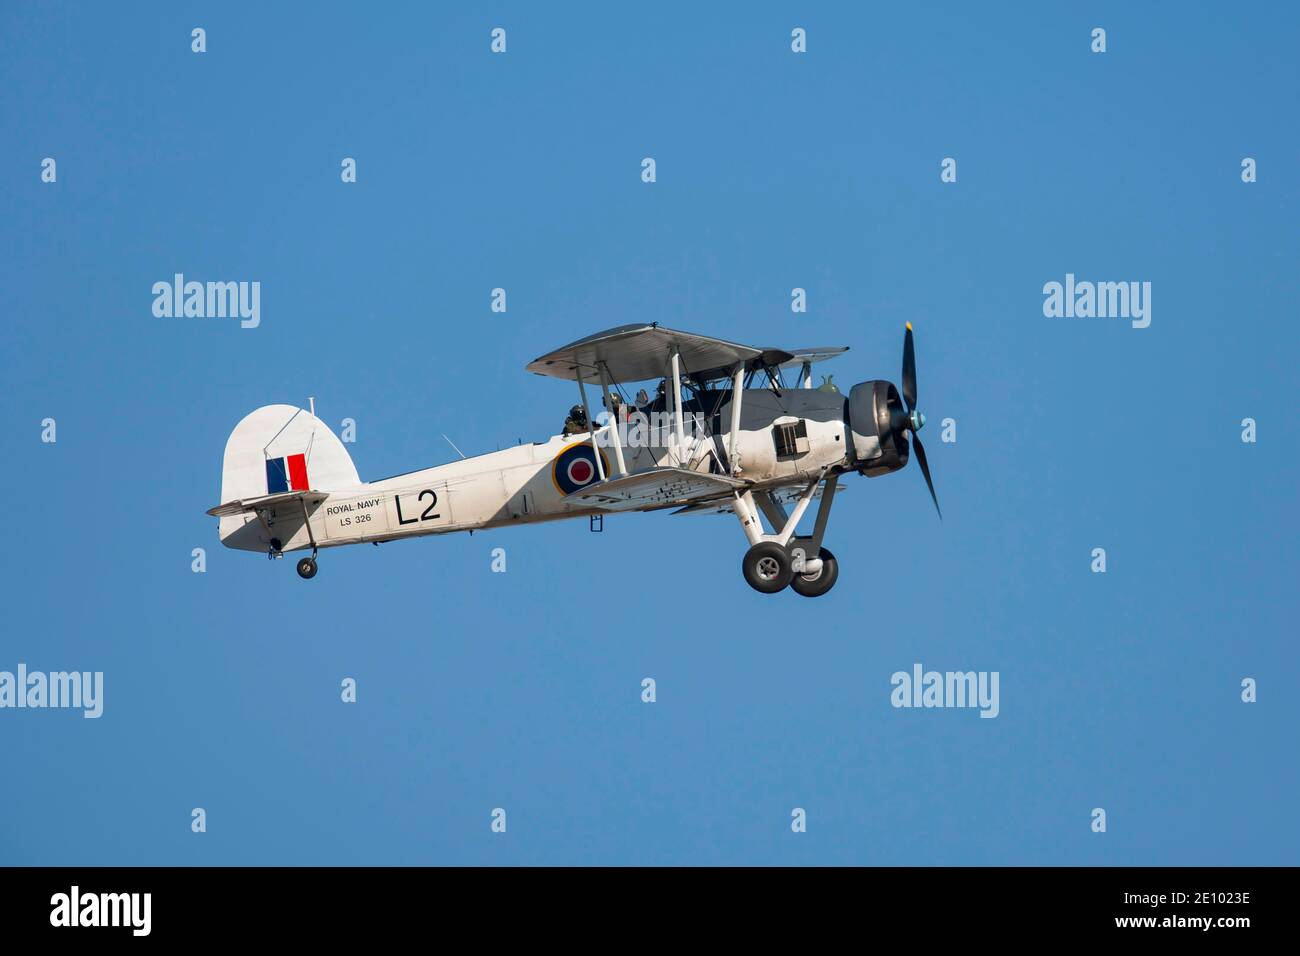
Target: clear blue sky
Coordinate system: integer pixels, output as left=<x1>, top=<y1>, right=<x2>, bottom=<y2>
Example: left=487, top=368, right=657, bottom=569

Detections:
left=1, top=2, right=1296, bottom=865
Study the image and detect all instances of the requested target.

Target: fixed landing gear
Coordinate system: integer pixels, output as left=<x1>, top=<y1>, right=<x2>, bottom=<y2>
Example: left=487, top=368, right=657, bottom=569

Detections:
left=742, top=542, right=794, bottom=593
left=734, top=470, right=841, bottom=596
left=790, top=547, right=838, bottom=598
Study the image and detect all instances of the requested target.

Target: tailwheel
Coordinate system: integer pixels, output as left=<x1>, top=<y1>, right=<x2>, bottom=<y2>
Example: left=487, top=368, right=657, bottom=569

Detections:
left=790, top=547, right=838, bottom=598
left=296, top=557, right=318, bottom=580
left=742, top=542, right=793, bottom=594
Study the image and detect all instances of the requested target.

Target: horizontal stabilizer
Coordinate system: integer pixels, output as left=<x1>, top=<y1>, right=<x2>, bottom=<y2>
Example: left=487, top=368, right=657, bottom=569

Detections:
left=206, top=489, right=328, bottom=518
left=563, top=467, right=747, bottom=512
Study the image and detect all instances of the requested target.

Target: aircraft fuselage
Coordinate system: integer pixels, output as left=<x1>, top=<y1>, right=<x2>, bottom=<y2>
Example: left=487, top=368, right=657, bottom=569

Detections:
left=217, top=389, right=851, bottom=554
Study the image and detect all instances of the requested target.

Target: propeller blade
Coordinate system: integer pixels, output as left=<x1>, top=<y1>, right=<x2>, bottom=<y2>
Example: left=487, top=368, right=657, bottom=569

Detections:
left=911, top=433, right=941, bottom=520
left=902, top=322, right=917, bottom=412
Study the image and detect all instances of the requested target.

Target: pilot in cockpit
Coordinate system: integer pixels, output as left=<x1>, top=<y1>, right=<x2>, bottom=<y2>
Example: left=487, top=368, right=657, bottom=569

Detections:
left=562, top=404, right=588, bottom=436
left=604, top=391, right=626, bottom=421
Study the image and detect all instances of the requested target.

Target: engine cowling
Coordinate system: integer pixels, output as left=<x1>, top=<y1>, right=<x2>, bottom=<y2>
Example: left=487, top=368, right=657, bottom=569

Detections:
left=846, top=380, right=909, bottom=477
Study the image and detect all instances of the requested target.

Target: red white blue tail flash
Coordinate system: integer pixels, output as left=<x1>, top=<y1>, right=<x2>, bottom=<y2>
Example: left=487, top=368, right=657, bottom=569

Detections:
left=266, top=453, right=310, bottom=494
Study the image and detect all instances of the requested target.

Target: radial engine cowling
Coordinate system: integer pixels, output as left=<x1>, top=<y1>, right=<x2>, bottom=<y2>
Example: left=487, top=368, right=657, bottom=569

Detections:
left=846, top=380, right=909, bottom=477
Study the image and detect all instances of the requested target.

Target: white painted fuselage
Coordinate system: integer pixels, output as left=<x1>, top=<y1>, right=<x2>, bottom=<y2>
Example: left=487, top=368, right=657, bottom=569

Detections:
left=218, top=389, right=851, bottom=555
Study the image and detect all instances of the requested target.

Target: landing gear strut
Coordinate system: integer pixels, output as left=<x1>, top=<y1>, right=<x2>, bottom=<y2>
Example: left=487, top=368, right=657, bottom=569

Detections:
left=296, top=498, right=320, bottom=580
left=733, top=469, right=840, bottom=595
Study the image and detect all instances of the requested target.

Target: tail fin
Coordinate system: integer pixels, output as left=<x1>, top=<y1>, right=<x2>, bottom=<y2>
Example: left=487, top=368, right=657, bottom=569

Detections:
left=215, top=404, right=360, bottom=551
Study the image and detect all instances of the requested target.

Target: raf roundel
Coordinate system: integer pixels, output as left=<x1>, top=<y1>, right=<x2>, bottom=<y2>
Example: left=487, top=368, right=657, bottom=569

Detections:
left=552, top=441, right=609, bottom=496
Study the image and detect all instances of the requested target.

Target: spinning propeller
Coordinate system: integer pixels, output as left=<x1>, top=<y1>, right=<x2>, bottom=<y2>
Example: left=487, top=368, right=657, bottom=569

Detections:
left=900, top=322, right=941, bottom=519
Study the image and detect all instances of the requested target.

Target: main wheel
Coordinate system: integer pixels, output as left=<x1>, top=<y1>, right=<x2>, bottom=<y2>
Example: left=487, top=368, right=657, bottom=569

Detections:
left=296, top=557, right=318, bottom=579
left=742, top=542, right=793, bottom=593
left=790, top=547, right=838, bottom=597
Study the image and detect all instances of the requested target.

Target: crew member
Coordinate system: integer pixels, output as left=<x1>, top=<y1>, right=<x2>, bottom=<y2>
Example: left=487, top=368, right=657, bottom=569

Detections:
left=563, top=404, right=588, bottom=436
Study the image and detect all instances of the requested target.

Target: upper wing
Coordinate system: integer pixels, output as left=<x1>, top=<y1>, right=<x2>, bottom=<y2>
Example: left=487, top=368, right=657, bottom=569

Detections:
left=774, top=346, right=849, bottom=370
left=526, top=324, right=794, bottom=383
left=206, top=489, right=328, bottom=518
left=563, top=467, right=748, bottom=512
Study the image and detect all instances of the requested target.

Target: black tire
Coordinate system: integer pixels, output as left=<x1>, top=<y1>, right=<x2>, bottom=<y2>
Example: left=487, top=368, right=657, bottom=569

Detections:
left=296, top=557, right=318, bottom=580
left=790, top=547, right=838, bottom=597
left=742, top=541, right=793, bottom=593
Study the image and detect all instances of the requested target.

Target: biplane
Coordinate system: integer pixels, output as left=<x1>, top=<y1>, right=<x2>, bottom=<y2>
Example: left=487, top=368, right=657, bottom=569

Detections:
left=207, top=324, right=940, bottom=595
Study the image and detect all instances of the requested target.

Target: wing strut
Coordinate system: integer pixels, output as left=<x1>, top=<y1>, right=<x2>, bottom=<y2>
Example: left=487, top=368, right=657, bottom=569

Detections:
left=597, top=361, right=627, bottom=477
left=727, top=362, right=744, bottom=475
left=670, top=348, right=685, bottom=466
left=574, top=368, right=606, bottom=482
